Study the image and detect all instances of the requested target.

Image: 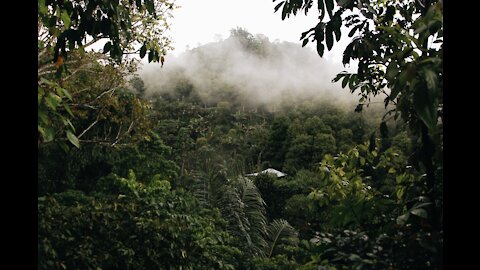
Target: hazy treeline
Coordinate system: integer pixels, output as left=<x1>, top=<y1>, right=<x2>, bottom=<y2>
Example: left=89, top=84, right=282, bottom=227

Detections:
left=139, top=28, right=367, bottom=110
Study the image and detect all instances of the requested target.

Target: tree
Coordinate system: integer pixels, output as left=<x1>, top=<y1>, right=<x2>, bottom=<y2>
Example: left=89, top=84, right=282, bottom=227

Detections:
left=38, top=0, right=177, bottom=148
left=264, top=116, right=290, bottom=170
left=130, top=76, right=147, bottom=98
left=229, top=27, right=268, bottom=56
left=38, top=51, right=153, bottom=149
left=274, top=0, right=443, bottom=268
left=38, top=173, right=241, bottom=270
left=38, top=0, right=176, bottom=64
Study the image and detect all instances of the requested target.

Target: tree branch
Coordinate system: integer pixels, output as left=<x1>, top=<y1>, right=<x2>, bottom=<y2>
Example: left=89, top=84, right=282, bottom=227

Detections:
left=77, top=116, right=100, bottom=139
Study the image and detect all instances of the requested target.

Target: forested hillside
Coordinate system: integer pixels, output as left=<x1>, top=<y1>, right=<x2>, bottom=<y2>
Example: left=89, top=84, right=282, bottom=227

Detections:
left=38, top=1, right=442, bottom=269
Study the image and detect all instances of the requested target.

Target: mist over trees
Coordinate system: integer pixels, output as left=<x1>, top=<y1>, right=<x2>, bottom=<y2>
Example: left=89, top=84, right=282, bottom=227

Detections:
left=139, top=27, right=362, bottom=109
left=38, top=1, right=442, bottom=270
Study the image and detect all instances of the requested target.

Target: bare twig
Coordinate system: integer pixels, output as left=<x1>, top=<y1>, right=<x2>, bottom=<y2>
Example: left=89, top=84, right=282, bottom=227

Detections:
left=77, top=116, right=100, bottom=139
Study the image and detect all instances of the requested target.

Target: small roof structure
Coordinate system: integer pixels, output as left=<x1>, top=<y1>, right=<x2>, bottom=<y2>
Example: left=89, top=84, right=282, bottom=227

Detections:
left=245, top=168, right=287, bottom=178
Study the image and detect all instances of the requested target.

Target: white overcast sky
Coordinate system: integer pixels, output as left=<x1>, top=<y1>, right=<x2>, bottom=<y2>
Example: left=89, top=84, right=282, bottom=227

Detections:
left=166, top=0, right=350, bottom=64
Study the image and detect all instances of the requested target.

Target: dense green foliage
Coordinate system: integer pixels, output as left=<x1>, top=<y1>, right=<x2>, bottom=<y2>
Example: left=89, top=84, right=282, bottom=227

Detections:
left=273, top=0, right=443, bottom=269
left=38, top=1, right=442, bottom=269
left=39, top=175, right=240, bottom=269
left=38, top=0, right=176, bottom=147
left=38, top=0, right=175, bottom=63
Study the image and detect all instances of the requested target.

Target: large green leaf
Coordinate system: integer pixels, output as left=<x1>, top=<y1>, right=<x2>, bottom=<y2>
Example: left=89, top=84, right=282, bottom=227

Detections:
left=348, top=25, right=359, bottom=37
left=274, top=1, right=285, bottom=12
left=332, top=13, right=342, bottom=41
left=61, top=11, right=71, bottom=29
left=45, top=93, right=61, bottom=110
left=314, top=22, right=325, bottom=41
left=348, top=74, right=356, bottom=89
left=423, top=68, right=438, bottom=92
left=398, top=64, right=416, bottom=87
left=136, top=0, right=142, bottom=9
left=62, top=118, right=76, bottom=132
left=302, top=38, right=309, bottom=47
left=55, top=86, right=72, bottom=100
left=326, top=23, right=334, bottom=50
left=281, top=2, right=289, bottom=20
left=103, top=42, right=112, bottom=53
left=332, top=72, right=348, bottom=83
left=38, top=107, right=50, bottom=125
left=317, top=0, right=325, bottom=21
left=413, top=84, right=438, bottom=130
left=38, top=0, right=47, bottom=15
left=341, top=74, right=350, bottom=88
left=385, top=5, right=395, bottom=22
left=38, top=87, right=45, bottom=105
left=39, top=126, right=55, bottom=142
left=337, top=0, right=352, bottom=8
left=140, top=44, right=147, bottom=58
left=145, top=0, right=155, bottom=14
left=66, top=130, right=80, bottom=148
left=343, top=42, right=353, bottom=65
left=63, top=104, right=74, bottom=117
left=414, top=22, right=428, bottom=34
left=316, top=42, right=325, bottom=57
left=380, top=121, right=388, bottom=138
left=324, top=0, right=334, bottom=18
left=385, top=62, right=399, bottom=81
left=148, top=50, right=154, bottom=62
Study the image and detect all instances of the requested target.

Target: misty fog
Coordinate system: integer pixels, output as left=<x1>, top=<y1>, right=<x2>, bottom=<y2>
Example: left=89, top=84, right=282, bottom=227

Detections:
left=138, top=28, right=380, bottom=111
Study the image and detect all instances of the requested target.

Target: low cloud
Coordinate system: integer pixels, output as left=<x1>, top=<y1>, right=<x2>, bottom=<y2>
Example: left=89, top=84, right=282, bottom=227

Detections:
left=138, top=28, right=366, bottom=110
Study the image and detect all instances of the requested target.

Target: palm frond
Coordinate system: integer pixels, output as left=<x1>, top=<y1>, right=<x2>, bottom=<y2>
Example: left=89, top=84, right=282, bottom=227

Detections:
left=220, top=185, right=252, bottom=245
left=237, top=176, right=268, bottom=256
left=191, top=170, right=210, bottom=207
left=190, top=158, right=271, bottom=257
left=221, top=176, right=268, bottom=257
left=265, top=219, right=299, bottom=258
left=190, top=158, right=230, bottom=207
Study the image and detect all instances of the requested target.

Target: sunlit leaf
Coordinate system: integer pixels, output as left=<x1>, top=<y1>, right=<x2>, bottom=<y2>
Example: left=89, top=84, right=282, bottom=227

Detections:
left=66, top=130, right=80, bottom=148
left=61, top=11, right=71, bottom=29
left=63, top=104, right=74, bottom=117
left=38, top=0, right=47, bottom=14
left=45, top=93, right=61, bottom=110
